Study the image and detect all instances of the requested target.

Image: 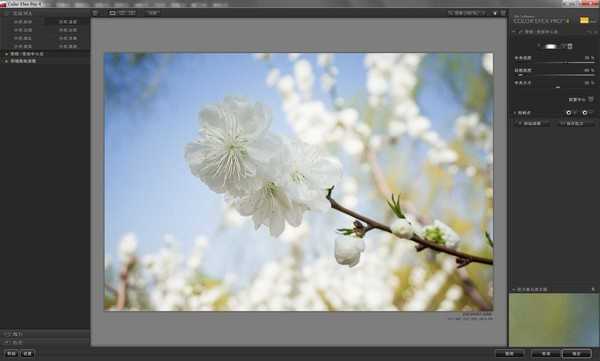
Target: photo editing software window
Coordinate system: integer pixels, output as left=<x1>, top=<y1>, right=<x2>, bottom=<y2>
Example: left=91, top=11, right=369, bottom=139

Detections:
left=1, top=0, right=599, bottom=360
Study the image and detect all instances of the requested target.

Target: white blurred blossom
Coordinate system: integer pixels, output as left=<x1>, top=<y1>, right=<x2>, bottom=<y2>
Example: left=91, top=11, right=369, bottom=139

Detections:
left=337, top=108, right=359, bottom=128
left=187, top=236, right=208, bottom=270
left=428, top=147, right=458, bottom=165
left=367, top=69, right=388, bottom=98
left=320, top=73, right=336, bottom=92
left=482, top=53, right=493, bottom=75
left=388, top=120, right=407, bottom=137
left=342, top=134, right=365, bottom=156
left=317, top=53, right=334, bottom=68
left=355, top=123, right=371, bottom=138
left=118, top=232, right=138, bottom=262
left=287, top=101, right=336, bottom=145
left=277, top=75, right=296, bottom=97
left=455, top=113, right=492, bottom=154
left=265, top=68, right=280, bottom=87
left=369, top=135, right=383, bottom=151
left=294, top=59, right=314, bottom=98
left=406, top=116, right=430, bottom=137
left=253, top=53, right=271, bottom=61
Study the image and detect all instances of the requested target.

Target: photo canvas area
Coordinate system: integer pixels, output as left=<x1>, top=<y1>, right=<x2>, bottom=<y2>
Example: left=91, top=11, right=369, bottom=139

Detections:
left=103, top=52, right=494, bottom=312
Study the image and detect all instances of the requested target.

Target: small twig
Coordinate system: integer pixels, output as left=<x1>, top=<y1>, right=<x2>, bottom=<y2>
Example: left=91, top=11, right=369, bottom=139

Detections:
left=115, top=258, right=135, bottom=310
left=366, top=149, right=393, bottom=197
left=456, top=258, right=473, bottom=269
left=456, top=268, right=492, bottom=311
left=415, top=244, right=428, bottom=252
left=326, top=188, right=493, bottom=266
left=365, top=148, right=428, bottom=225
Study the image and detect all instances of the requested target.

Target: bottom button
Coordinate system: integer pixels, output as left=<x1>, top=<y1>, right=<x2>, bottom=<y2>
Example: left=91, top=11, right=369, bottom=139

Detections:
left=532, top=349, right=561, bottom=358
left=561, top=348, right=592, bottom=359
left=495, top=349, right=525, bottom=358
left=3, top=349, right=19, bottom=358
left=19, top=349, right=36, bottom=358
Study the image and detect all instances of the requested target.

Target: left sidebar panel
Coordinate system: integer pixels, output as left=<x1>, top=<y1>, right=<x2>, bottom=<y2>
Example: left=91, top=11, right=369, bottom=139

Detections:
left=0, top=8, right=91, bottom=331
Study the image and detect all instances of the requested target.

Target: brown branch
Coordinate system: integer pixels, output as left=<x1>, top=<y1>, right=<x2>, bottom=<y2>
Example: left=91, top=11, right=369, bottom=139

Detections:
left=326, top=188, right=493, bottom=266
left=455, top=268, right=492, bottom=311
left=365, top=148, right=428, bottom=225
left=365, top=149, right=393, bottom=198
left=115, top=258, right=135, bottom=310
left=456, top=269, right=492, bottom=311
left=415, top=244, right=428, bottom=252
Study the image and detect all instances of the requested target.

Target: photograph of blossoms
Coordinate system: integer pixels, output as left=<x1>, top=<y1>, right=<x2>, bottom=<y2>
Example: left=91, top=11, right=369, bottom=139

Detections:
left=104, top=52, right=494, bottom=311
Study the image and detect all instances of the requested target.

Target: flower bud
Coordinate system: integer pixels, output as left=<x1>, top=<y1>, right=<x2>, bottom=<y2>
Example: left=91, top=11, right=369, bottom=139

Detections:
left=423, top=220, right=461, bottom=249
left=390, top=218, right=414, bottom=239
left=334, top=235, right=365, bottom=268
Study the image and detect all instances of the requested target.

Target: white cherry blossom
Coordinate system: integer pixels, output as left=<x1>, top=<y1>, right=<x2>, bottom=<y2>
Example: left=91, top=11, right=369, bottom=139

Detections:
left=233, top=176, right=307, bottom=238
left=280, top=137, right=342, bottom=211
left=185, top=97, right=279, bottom=196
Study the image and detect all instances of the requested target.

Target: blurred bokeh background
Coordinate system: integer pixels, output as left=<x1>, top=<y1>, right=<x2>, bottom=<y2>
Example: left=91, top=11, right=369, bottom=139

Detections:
left=509, top=293, right=599, bottom=347
left=104, top=52, right=494, bottom=311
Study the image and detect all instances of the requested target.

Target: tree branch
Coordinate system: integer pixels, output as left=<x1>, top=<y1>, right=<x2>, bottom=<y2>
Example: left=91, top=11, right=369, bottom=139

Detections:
left=326, top=188, right=493, bottom=266
left=365, top=148, right=428, bottom=225
left=115, top=258, right=135, bottom=310
left=455, top=268, right=492, bottom=311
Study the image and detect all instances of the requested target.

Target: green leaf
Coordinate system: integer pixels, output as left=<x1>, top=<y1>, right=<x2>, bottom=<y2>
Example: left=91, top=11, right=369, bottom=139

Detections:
left=485, top=231, right=494, bottom=248
left=336, top=228, right=355, bottom=236
left=387, top=194, right=405, bottom=219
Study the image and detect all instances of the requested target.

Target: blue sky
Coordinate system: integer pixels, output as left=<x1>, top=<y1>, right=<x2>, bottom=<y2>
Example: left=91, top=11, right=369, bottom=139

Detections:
left=104, top=53, right=486, bottom=281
